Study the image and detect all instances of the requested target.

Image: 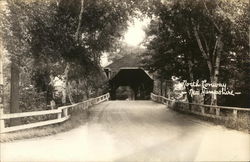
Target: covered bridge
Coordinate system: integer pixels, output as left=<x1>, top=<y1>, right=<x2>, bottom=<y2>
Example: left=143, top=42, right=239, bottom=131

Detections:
left=104, top=55, right=153, bottom=100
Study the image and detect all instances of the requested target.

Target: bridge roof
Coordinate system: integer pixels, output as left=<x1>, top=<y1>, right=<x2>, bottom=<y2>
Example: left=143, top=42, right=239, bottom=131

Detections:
left=105, top=55, right=141, bottom=72
left=110, top=68, right=153, bottom=86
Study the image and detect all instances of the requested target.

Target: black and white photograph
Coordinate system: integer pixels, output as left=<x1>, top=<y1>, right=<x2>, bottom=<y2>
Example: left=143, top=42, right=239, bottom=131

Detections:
left=0, top=0, right=249, bottom=161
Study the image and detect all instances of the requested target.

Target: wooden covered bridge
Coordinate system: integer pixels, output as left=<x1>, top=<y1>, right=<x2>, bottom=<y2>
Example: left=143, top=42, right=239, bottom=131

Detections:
left=1, top=53, right=250, bottom=162
left=104, top=55, right=153, bottom=100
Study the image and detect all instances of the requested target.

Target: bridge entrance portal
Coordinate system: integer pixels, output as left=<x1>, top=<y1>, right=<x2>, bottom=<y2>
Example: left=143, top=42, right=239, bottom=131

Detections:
left=109, top=68, right=153, bottom=100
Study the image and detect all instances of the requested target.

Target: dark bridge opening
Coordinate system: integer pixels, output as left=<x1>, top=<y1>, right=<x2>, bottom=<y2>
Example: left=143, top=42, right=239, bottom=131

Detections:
left=109, top=68, right=153, bottom=100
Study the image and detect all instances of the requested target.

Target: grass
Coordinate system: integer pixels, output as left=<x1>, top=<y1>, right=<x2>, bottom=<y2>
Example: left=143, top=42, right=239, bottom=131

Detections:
left=224, top=113, right=250, bottom=131
left=1, top=101, right=249, bottom=143
left=0, top=109, right=90, bottom=143
left=172, top=105, right=250, bottom=133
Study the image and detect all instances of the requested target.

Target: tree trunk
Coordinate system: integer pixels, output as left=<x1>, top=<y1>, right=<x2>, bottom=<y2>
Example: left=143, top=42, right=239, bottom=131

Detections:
left=62, top=63, right=70, bottom=105
left=209, top=74, right=218, bottom=113
left=209, top=35, right=223, bottom=114
left=10, top=62, right=21, bottom=126
left=81, top=78, right=90, bottom=100
left=210, top=34, right=223, bottom=106
left=187, top=58, right=194, bottom=104
left=166, top=81, right=171, bottom=99
left=75, top=0, right=84, bottom=42
left=67, top=82, right=75, bottom=104
left=164, top=81, right=167, bottom=97
left=0, top=51, right=3, bottom=108
left=160, top=79, right=163, bottom=96
left=0, top=49, right=4, bottom=119
left=193, top=24, right=223, bottom=107
left=62, top=64, right=75, bottom=105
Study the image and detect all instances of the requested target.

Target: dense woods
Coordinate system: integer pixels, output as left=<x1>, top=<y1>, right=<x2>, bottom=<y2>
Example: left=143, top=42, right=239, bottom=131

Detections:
left=0, top=0, right=139, bottom=119
left=0, top=0, right=249, bottom=123
left=141, top=0, right=249, bottom=107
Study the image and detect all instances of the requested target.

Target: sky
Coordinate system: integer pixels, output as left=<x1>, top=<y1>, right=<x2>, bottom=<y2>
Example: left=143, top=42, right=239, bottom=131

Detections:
left=123, top=18, right=150, bottom=47
left=100, top=18, right=150, bottom=67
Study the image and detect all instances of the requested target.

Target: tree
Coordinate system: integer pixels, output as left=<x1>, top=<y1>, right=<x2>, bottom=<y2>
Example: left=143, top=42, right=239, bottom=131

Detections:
left=142, top=0, right=249, bottom=106
left=0, top=0, right=141, bottom=116
left=108, top=43, right=146, bottom=63
left=54, top=0, right=138, bottom=103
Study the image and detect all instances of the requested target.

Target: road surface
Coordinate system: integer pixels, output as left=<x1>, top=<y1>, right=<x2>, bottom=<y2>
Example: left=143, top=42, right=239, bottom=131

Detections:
left=1, top=101, right=250, bottom=161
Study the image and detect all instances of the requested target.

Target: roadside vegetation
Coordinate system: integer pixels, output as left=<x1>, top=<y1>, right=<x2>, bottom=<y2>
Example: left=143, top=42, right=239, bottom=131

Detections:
left=0, top=108, right=90, bottom=143
left=0, top=0, right=248, bottom=138
left=141, top=0, right=249, bottom=108
left=0, top=0, right=139, bottom=126
left=169, top=100, right=250, bottom=132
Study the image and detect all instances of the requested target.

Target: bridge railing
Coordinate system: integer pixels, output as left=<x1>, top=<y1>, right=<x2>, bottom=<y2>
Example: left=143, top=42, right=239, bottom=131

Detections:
left=151, top=93, right=250, bottom=120
left=0, top=93, right=110, bottom=133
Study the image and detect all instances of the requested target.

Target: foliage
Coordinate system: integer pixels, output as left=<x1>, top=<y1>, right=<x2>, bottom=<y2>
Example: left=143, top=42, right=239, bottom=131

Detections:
left=107, top=43, right=146, bottom=63
left=141, top=0, right=249, bottom=106
left=0, top=106, right=90, bottom=143
left=0, top=0, right=139, bottom=110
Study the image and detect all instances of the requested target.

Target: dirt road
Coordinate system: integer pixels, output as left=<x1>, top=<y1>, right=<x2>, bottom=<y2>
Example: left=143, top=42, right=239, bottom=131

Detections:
left=1, top=101, right=249, bottom=161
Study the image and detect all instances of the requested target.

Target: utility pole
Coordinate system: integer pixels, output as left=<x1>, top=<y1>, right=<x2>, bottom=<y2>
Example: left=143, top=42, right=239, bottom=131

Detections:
left=0, top=43, right=3, bottom=110
left=0, top=42, right=4, bottom=131
left=0, top=0, right=6, bottom=119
